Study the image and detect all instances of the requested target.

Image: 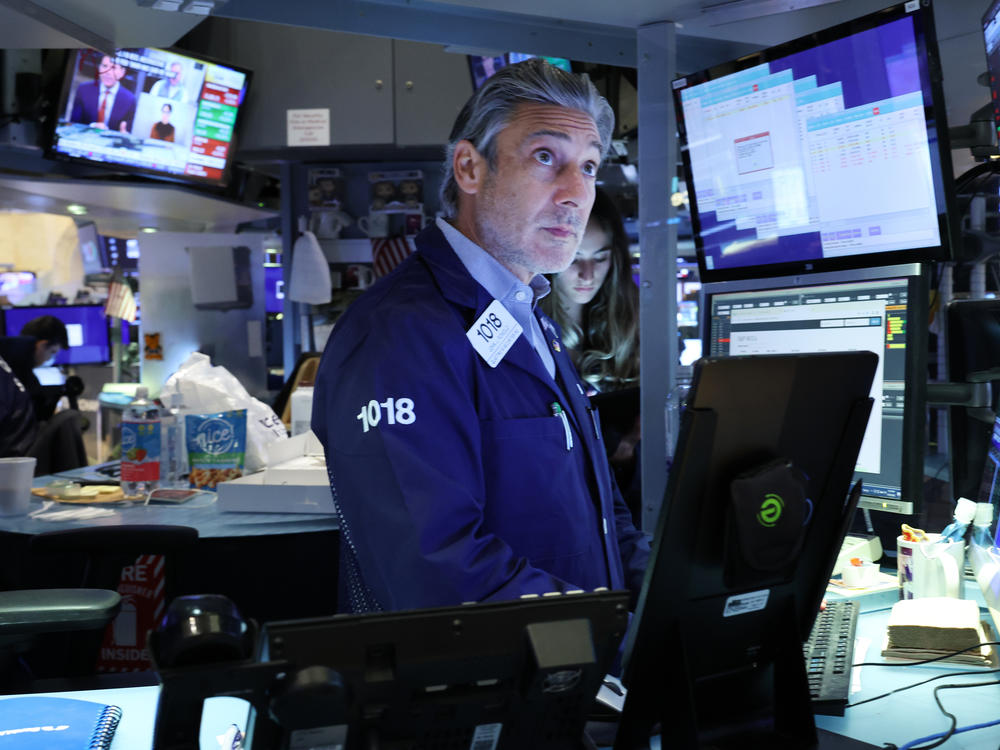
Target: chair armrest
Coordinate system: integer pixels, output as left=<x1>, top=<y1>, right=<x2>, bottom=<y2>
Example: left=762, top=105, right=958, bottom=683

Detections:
left=0, top=589, right=121, bottom=635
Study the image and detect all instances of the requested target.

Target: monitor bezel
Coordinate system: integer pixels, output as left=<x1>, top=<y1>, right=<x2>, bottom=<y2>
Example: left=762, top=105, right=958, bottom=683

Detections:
left=46, top=46, right=253, bottom=190
left=672, top=1, right=957, bottom=283
left=699, top=262, right=928, bottom=516
left=2, top=303, right=112, bottom=366
left=983, top=0, right=1000, bottom=142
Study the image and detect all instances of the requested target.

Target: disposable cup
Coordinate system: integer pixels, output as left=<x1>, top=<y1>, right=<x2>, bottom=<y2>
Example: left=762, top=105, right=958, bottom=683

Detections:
left=0, top=456, right=36, bottom=516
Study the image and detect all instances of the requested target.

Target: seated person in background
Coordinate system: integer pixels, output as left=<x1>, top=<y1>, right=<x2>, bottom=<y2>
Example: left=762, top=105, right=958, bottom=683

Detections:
left=541, top=188, right=642, bottom=518
left=69, top=55, right=136, bottom=134
left=0, top=350, right=37, bottom=459
left=150, top=103, right=176, bottom=142
left=312, top=59, right=651, bottom=615
left=16, top=315, right=68, bottom=420
left=0, top=316, right=86, bottom=473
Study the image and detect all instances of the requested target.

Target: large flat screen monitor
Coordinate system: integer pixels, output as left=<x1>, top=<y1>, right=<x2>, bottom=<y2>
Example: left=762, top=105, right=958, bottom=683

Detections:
left=702, top=263, right=928, bottom=516
left=615, top=353, right=875, bottom=748
left=2, top=304, right=111, bottom=365
left=77, top=222, right=106, bottom=275
left=49, top=48, right=251, bottom=187
left=672, top=1, right=955, bottom=282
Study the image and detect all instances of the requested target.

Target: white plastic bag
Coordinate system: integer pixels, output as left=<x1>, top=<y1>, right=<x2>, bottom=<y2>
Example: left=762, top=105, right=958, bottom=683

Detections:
left=160, top=352, right=288, bottom=473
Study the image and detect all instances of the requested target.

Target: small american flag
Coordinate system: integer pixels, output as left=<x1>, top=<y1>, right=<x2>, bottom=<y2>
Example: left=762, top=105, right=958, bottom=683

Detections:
left=104, top=269, right=137, bottom=322
left=372, top=236, right=413, bottom=278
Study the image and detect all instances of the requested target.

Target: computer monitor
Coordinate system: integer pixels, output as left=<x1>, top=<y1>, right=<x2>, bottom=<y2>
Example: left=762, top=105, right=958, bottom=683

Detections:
left=49, top=47, right=252, bottom=187
left=77, top=222, right=106, bottom=275
left=0, top=271, right=37, bottom=302
left=246, top=591, right=630, bottom=749
left=614, top=353, right=875, bottom=749
left=702, top=263, right=929, bottom=516
left=264, top=265, right=284, bottom=315
left=984, top=0, right=1000, bottom=144
left=467, top=53, right=572, bottom=90
left=2, top=304, right=111, bottom=365
left=102, top=236, right=139, bottom=272
left=672, top=0, right=956, bottom=282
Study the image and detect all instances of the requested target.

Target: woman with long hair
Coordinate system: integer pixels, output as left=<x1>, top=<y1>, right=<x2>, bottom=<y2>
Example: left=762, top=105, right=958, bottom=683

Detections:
left=542, top=187, right=639, bottom=393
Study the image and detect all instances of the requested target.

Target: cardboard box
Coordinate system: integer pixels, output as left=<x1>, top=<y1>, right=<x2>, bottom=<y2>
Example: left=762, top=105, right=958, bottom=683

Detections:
left=216, top=432, right=335, bottom=514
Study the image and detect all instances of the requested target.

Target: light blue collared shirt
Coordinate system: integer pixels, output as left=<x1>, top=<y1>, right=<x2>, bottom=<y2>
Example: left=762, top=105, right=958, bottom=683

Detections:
left=436, top=217, right=556, bottom=380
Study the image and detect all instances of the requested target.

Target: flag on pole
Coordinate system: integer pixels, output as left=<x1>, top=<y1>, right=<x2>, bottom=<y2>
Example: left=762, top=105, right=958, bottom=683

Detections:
left=104, top=268, right=137, bottom=322
left=372, top=236, right=414, bottom=278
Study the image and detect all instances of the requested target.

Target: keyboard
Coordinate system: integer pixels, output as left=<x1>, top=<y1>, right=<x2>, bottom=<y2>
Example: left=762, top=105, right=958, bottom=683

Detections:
left=803, top=599, right=858, bottom=716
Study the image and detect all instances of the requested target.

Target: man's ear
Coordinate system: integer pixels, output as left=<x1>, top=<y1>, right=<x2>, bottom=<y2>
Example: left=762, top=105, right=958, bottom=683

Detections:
left=453, top=140, right=486, bottom=197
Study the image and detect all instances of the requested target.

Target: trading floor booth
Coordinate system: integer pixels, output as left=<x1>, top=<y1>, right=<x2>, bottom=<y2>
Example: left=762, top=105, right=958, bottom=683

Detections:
left=4, top=0, right=1000, bottom=748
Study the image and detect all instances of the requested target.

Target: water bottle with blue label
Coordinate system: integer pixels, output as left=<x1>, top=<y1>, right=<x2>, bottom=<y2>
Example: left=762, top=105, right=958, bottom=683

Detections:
left=121, top=386, right=161, bottom=497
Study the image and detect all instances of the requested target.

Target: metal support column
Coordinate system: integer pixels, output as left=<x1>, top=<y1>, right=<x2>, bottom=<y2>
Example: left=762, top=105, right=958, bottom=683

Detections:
left=280, top=161, right=302, bottom=376
left=637, top=21, right=678, bottom=532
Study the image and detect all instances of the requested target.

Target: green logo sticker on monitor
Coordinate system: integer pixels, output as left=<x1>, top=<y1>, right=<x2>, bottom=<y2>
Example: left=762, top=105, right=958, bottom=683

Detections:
left=757, top=493, right=784, bottom=527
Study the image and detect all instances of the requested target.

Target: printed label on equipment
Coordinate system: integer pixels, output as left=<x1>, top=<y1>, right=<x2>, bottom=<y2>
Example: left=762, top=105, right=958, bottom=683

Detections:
left=722, top=589, right=769, bottom=617
left=467, top=300, right=522, bottom=368
left=468, top=722, right=502, bottom=750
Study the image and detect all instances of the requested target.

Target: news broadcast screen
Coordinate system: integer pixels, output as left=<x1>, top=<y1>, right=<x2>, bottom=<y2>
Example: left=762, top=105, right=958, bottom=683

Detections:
left=50, top=47, right=251, bottom=187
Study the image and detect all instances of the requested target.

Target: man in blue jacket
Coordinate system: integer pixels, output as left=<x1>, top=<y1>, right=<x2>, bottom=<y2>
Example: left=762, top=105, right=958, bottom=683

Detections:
left=313, top=58, right=650, bottom=613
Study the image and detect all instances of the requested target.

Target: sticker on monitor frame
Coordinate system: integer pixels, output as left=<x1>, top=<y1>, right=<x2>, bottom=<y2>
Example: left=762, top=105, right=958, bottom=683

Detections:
left=904, top=0, right=919, bottom=12
left=722, top=589, right=769, bottom=617
left=468, top=722, right=502, bottom=750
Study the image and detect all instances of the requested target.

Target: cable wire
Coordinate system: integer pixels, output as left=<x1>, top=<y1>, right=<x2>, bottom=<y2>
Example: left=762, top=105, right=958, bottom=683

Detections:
left=846, top=668, right=1000, bottom=709
left=853, top=641, right=1000, bottom=668
left=895, top=680, right=1000, bottom=750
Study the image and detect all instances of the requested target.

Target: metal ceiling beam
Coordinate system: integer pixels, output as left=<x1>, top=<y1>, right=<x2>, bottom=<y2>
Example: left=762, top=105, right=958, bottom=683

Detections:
left=0, top=0, right=115, bottom=53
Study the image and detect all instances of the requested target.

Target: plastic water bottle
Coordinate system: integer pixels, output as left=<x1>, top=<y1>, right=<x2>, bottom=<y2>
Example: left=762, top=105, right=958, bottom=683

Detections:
left=160, top=392, right=187, bottom=488
left=971, top=502, right=995, bottom=549
left=121, top=386, right=161, bottom=497
left=290, top=385, right=315, bottom=437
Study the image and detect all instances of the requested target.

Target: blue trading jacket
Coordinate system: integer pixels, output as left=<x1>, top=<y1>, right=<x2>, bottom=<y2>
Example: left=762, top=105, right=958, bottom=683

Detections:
left=312, top=223, right=650, bottom=613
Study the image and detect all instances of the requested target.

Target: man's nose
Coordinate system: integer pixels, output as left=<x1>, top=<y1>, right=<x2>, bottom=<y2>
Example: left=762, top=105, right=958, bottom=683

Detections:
left=555, top=165, right=589, bottom=208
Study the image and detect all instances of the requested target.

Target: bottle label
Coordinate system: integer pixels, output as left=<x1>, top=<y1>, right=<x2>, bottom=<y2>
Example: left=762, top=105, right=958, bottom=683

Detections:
left=121, top=421, right=161, bottom=482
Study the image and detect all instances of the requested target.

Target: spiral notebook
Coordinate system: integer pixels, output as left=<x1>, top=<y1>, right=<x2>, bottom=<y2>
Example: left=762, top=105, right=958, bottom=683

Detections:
left=0, top=696, right=121, bottom=749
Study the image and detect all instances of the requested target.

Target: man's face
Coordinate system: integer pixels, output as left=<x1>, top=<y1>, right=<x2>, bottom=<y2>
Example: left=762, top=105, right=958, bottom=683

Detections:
left=98, top=56, right=124, bottom=88
left=470, top=103, right=601, bottom=282
left=34, top=340, right=62, bottom=367
left=170, top=63, right=183, bottom=83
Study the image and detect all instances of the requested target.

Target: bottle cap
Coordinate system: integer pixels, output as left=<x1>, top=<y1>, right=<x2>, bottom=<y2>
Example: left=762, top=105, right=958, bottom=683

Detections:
left=975, top=502, right=994, bottom=526
left=954, top=497, right=977, bottom=524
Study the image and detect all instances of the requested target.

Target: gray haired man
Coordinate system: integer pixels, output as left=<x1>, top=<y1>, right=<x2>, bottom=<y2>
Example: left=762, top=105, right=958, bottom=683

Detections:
left=312, top=59, right=650, bottom=615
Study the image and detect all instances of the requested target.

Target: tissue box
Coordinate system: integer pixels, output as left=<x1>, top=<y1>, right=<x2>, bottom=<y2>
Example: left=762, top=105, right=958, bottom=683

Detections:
left=216, top=431, right=335, bottom=514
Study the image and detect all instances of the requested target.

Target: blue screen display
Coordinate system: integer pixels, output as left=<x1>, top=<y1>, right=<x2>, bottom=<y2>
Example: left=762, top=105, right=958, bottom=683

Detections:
left=674, top=3, right=953, bottom=280
left=3, top=305, right=111, bottom=365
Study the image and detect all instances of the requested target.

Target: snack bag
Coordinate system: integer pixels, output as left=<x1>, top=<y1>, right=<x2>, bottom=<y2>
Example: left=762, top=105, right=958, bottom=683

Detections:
left=186, top=409, right=247, bottom=491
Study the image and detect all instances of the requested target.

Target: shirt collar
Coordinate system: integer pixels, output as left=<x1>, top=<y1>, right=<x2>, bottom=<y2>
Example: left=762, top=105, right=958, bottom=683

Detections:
left=435, top=216, right=549, bottom=306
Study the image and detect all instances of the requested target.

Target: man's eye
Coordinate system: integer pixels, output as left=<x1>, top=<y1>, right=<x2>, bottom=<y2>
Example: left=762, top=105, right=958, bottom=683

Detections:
left=535, top=150, right=554, bottom=165
left=582, top=162, right=598, bottom=177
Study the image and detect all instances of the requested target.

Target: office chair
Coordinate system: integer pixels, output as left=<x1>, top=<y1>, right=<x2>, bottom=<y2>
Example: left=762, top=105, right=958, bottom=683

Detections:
left=0, top=588, right=121, bottom=693
left=24, top=525, right=198, bottom=680
left=29, top=408, right=88, bottom=475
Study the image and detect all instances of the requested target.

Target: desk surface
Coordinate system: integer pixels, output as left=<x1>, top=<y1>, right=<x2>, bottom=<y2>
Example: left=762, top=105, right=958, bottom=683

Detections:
left=1, top=475, right=339, bottom=539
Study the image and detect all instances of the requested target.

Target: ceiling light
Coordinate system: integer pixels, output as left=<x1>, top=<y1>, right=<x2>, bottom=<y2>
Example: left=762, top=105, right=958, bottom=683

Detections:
left=140, top=226, right=158, bottom=233
left=66, top=204, right=87, bottom=215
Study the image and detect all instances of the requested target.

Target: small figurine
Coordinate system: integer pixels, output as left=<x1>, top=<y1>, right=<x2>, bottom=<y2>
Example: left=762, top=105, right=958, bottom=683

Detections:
left=371, top=180, right=397, bottom=210
left=399, top=179, right=422, bottom=208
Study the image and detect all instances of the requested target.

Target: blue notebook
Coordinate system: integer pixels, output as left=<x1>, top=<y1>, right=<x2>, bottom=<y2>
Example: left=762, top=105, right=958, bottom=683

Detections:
left=0, top=696, right=121, bottom=749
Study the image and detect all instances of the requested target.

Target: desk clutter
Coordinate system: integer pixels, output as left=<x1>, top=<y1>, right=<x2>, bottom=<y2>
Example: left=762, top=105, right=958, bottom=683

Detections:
left=0, top=696, right=121, bottom=749
left=881, top=597, right=999, bottom=667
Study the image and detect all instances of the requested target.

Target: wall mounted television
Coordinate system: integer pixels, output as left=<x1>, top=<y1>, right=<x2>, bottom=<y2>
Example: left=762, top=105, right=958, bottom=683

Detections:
left=672, top=0, right=956, bottom=282
left=48, top=47, right=252, bottom=188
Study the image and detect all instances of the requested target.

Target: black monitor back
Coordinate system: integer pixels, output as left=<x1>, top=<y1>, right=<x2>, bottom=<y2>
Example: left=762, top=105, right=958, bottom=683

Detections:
left=253, top=590, right=631, bottom=750
left=616, top=352, right=876, bottom=749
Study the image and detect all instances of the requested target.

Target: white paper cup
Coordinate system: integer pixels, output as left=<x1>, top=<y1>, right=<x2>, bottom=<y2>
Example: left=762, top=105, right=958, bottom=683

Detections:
left=897, top=533, right=965, bottom=599
left=0, top=456, right=36, bottom=516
